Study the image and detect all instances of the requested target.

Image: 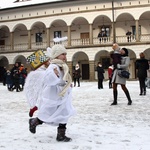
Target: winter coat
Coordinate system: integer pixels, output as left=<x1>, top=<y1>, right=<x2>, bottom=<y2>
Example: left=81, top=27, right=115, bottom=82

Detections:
left=112, top=56, right=130, bottom=85
left=13, top=71, right=20, bottom=84
left=97, top=66, right=105, bottom=79
left=136, top=58, right=149, bottom=78
left=5, top=71, right=12, bottom=85
left=73, top=68, right=81, bottom=79
left=111, top=53, right=121, bottom=69
left=108, top=66, right=113, bottom=78
left=19, top=68, right=27, bottom=85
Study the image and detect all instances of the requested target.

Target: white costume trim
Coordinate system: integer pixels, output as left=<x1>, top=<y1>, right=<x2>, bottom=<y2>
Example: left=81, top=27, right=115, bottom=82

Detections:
left=24, top=66, right=46, bottom=108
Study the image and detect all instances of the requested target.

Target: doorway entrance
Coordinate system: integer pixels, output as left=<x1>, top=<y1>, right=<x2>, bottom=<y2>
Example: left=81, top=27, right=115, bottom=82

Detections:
left=82, top=64, right=89, bottom=80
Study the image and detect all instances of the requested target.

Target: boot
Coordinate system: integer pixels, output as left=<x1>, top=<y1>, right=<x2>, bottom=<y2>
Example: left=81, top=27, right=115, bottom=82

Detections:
left=124, top=90, right=132, bottom=105
left=56, top=128, right=72, bottom=142
left=29, top=118, right=43, bottom=134
left=111, top=90, right=118, bottom=105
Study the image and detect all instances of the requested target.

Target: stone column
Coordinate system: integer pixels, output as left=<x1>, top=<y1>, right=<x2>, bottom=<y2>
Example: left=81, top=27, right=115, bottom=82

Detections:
left=112, top=22, right=116, bottom=43
left=46, top=28, right=50, bottom=47
left=89, top=60, right=95, bottom=81
left=135, top=20, right=139, bottom=42
left=67, top=61, right=73, bottom=79
left=28, top=30, right=31, bottom=49
left=89, top=24, right=93, bottom=44
left=67, top=25, right=71, bottom=46
left=10, top=32, right=14, bottom=50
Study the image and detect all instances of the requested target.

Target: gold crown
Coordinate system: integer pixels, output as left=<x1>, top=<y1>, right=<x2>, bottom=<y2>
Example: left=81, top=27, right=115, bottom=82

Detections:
left=27, top=50, right=49, bottom=69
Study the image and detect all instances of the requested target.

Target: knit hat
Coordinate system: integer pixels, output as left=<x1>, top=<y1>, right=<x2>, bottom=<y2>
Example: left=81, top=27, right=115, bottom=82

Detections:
left=50, top=44, right=67, bottom=59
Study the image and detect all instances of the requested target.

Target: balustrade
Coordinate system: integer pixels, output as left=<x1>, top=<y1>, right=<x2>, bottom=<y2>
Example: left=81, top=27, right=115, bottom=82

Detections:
left=1, top=34, right=150, bottom=52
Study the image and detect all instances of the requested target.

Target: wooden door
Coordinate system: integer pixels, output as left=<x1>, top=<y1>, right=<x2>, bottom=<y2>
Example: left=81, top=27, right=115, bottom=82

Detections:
left=82, top=64, right=89, bottom=80
left=80, top=33, right=89, bottom=45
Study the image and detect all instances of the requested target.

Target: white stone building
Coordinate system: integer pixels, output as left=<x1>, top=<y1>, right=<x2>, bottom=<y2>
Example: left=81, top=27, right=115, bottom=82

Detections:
left=0, top=0, right=150, bottom=81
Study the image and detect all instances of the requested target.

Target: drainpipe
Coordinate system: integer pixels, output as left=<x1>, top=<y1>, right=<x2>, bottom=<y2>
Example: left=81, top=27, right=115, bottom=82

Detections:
left=112, top=0, right=116, bottom=43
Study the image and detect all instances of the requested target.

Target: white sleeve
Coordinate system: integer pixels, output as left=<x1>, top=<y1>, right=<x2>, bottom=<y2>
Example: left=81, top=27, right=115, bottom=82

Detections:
left=43, top=64, right=61, bottom=86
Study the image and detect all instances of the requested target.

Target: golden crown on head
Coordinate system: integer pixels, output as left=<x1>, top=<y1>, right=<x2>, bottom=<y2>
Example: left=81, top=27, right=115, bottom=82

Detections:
left=27, top=50, right=49, bottom=70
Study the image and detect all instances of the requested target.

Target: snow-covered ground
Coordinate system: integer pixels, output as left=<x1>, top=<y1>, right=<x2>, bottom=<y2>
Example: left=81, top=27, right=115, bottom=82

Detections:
left=0, top=81, right=150, bottom=150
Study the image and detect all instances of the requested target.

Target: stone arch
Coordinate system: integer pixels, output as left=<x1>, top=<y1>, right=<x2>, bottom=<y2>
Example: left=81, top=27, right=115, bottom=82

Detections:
left=72, top=51, right=89, bottom=80
left=116, top=13, right=135, bottom=37
left=50, top=19, right=68, bottom=42
left=0, top=26, right=10, bottom=47
left=71, top=17, right=89, bottom=46
left=30, top=21, right=47, bottom=48
left=93, top=15, right=112, bottom=42
left=30, top=21, right=46, bottom=31
left=13, top=55, right=27, bottom=66
left=12, top=23, right=27, bottom=32
left=144, top=48, right=150, bottom=60
left=127, top=49, right=136, bottom=79
left=95, top=50, right=110, bottom=79
left=0, top=56, right=9, bottom=67
left=12, top=24, right=28, bottom=48
left=139, top=11, right=150, bottom=36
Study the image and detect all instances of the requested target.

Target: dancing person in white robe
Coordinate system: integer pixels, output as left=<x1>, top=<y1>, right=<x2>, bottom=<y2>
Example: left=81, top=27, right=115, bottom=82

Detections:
left=28, top=44, right=76, bottom=142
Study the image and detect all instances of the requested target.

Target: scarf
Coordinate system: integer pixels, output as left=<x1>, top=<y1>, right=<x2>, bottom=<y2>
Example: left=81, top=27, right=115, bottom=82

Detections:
left=51, top=59, right=72, bottom=97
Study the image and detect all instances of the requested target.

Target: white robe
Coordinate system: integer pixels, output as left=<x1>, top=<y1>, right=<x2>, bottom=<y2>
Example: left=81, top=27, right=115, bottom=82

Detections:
left=37, top=63, right=76, bottom=125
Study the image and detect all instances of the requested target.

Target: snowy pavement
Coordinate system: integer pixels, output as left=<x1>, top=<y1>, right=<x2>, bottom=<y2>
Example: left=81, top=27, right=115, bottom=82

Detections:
left=0, top=81, right=150, bottom=150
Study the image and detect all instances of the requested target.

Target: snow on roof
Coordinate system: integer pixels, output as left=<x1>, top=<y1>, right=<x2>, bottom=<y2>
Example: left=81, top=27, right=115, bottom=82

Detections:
left=0, top=0, right=64, bottom=9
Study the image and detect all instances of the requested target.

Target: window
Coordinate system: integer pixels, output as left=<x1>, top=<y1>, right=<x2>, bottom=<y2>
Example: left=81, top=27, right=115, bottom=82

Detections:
left=101, top=26, right=110, bottom=37
left=54, top=31, right=61, bottom=38
left=0, top=40, right=5, bottom=46
left=36, top=33, right=43, bottom=43
left=131, top=25, right=141, bottom=39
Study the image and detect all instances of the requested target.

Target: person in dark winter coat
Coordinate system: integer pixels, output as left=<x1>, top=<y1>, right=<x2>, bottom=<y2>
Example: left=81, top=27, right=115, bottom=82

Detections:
left=5, top=70, right=13, bottom=91
left=1, top=67, right=7, bottom=86
left=13, top=70, right=22, bottom=92
left=136, top=52, right=149, bottom=95
left=19, top=64, right=27, bottom=90
left=10, top=62, right=20, bottom=90
left=111, top=48, right=132, bottom=105
left=97, top=62, right=105, bottom=89
left=73, top=64, right=81, bottom=87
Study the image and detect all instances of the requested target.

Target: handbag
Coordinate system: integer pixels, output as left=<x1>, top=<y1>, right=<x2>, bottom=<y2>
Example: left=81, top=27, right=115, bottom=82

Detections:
left=118, top=70, right=130, bottom=79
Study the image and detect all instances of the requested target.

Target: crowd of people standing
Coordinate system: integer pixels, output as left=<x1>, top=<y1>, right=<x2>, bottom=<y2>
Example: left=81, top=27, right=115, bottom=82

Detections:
left=2, top=62, right=27, bottom=92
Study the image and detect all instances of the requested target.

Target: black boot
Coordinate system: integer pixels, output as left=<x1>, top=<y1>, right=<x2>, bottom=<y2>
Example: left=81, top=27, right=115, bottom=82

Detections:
left=56, top=127, right=72, bottom=142
left=111, top=90, right=118, bottom=105
left=29, top=118, right=43, bottom=134
left=125, top=90, right=132, bottom=105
